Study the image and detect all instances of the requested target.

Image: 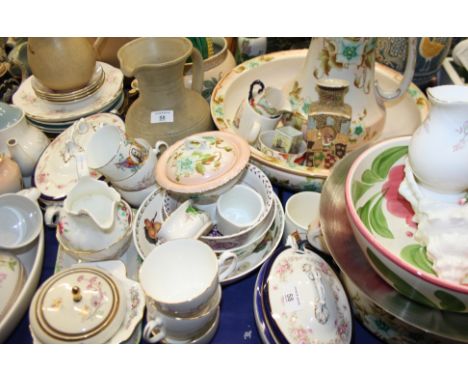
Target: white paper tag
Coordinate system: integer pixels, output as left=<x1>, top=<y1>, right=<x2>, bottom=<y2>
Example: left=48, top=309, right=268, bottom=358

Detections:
left=281, top=283, right=302, bottom=313
left=151, top=110, right=174, bottom=124
left=75, top=153, right=89, bottom=177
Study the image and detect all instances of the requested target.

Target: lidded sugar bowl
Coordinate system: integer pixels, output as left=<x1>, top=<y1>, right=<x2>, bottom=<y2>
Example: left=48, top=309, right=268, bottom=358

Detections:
left=29, top=266, right=127, bottom=344
left=155, top=131, right=250, bottom=199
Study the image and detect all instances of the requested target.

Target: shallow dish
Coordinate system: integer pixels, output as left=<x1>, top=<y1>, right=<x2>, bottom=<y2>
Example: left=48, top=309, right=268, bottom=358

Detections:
left=0, top=229, right=44, bottom=343
left=345, top=136, right=468, bottom=312
left=211, top=50, right=430, bottom=191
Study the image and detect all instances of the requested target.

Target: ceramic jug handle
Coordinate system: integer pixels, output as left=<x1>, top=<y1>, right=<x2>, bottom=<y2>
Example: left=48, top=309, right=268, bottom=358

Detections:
left=143, top=317, right=166, bottom=344
left=44, top=205, right=62, bottom=227
left=217, top=251, right=238, bottom=281
left=153, top=140, right=169, bottom=156
left=375, top=37, right=417, bottom=102
left=190, top=46, right=204, bottom=94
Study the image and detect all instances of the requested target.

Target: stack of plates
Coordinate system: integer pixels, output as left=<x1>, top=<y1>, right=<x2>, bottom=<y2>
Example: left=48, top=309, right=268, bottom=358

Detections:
left=12, top=62, right=124, bottom=135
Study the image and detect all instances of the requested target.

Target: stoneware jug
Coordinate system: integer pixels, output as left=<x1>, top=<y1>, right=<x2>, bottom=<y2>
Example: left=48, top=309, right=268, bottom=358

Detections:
left=28, top=37, right=101, bottom=91
left=0, top=153, right=22, bottom=195
left=118, top=37, right=212, bottom=146
left=287, top=38, right=417, bottom=150
left=0, top=102, right=49, bottom=177
left=408, top=85, right=468, bottom=195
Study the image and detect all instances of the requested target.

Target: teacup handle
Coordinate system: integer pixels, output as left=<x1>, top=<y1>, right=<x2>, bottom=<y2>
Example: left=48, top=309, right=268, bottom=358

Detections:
left=217, top=251, right=238, bottom=281
left=44, top=205, right=62, bottom=227
left=375, top=37, right=417, bottom=101
left=153, top=140, right=169, bottom=157
left=143, top=317, right=166, bottom=344
left=245, top=121, right=262, bottom=144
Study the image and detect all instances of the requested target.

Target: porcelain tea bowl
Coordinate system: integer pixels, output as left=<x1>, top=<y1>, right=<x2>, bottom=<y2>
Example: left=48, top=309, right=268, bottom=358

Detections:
left=139, top=239, right=237, bottom=316
left=143, top=286, right=221, bottom=343
left=0, top=188, right=42, bottom=251
left=258, top=246, right=352, bottom=344
left=29, top=266, right=128, bottom=344
left=283, top=191, right=321, bottom=241
left=345, top=136, right=468, bottom=312
left=113, top=183, right=158, bottom=209
left=155, top=131, right=250, bottom=203
left=111, top=139, right=167, bottom=192
left=162, top=163, right=275, bottom=251
left=257, top=131, right=307, bottom=165
left=44, top=177, right=133, bottom=261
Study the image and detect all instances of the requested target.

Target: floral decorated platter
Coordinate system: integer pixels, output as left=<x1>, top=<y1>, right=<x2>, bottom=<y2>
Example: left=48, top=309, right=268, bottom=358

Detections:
left=260, top=247, right=352, bottom=344
left=345, top=136, right=468, bottom=312
left=320, top=147, right=468, bottom=343
left=33, top=113, right=125, bottom=201
left=53, top=242, right=144, bottom=344
left=133, top=188, right=284, bottom=285
left=211, top=50, right=430, bottom=191
left=0, top=253, right=26, bottom=321
left=13, top=62, right=123, bottom=123
left=0, top=229, right=44, bottom=343
left=155, top=131, right=250, bottom=195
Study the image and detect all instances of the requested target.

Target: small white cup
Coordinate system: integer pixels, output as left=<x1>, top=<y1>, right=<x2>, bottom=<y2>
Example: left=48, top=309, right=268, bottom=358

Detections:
left=139, top=239, right=237, bottom=316
left=283, top=191, right=329, bottom=254
left=0, top=188, right=42, bottom=250
left=216, top=184, right=264, bottom=236
left=234, top=99, right=281, bottom=144
left=158, top=200, right=212, bottom=243
left=143, top=286, right=221, bottom=343
left=86, top=124, right=149, bottom=182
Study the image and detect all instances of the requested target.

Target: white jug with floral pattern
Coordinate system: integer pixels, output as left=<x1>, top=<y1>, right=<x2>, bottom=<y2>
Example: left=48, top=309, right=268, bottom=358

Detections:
left=287, top=38, right=417, bottom=150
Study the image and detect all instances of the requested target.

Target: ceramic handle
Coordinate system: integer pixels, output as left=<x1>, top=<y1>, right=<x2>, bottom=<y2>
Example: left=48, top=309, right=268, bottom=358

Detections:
left=217, top=251, right=238, bottom=281
left=246, top=121, right=261, bottom=144
left=190, top=46, right=203, bottom=94
left=375, top=37, right=417, bottom=102
left=312, top=269, right=329, bottom=325
left=143, top=317, right=166, bottom=344
left=153, top=140, right=169, bottom=156
left=44, top=205, right=62, bottom=227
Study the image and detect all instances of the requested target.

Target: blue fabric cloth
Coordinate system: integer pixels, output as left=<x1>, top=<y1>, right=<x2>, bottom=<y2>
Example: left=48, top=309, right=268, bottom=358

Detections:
left=5, top=187, right=382, bottom=344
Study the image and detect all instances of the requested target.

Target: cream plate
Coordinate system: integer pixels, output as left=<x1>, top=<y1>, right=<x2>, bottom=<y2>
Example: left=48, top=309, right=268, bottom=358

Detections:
left=0, top=253, right=26, bottom=321
left=0, top=229, right=44, bottom=343
left=211, top=50, right=430, bottom=189
left=53, top=244, right=144, bottom=344
left=13, top=62, right=123, bottom=123
left=263, top=247, right=352, bottom=344
left=33, top=113, right=125, bottom=201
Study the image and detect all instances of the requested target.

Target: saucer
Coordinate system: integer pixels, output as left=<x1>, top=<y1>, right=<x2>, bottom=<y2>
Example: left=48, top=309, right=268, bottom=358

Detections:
left=13, top=62, right=123, bottom=123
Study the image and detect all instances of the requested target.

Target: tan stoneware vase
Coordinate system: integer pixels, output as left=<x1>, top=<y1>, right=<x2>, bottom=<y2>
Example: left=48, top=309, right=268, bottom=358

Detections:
left=117, top=37, right=212, bottom=146
left=27, top=37, right=97, bottom=91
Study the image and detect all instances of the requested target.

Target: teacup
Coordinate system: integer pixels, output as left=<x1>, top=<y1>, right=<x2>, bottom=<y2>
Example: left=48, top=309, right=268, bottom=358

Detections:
left=139, top=239, right=237, bottom=316
left=86, top=124, right=149, bottom=181
left=114, top=183, right=158, bottom=208
left=0, top=188, right=42, bottom=250
left=258, top=131, right=307, bottom=164
left=283, top=191, right=321, bottom=242
left=111, top=139, right=168, bottom=192
left=233, top=81, right=290, bottom=144
left=158, top=200, right=212, bottom=243
left=216, top=184, right=264, bottom=236
left=143, top=286, right=221, bottom=343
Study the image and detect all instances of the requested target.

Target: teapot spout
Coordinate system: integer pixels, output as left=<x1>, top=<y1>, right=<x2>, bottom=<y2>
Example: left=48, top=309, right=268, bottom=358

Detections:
left=7, top=138, right=35, bottom=177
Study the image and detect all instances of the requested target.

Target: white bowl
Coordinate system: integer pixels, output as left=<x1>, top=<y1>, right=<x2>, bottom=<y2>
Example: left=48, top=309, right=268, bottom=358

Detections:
left=115, top=183, right=158, bottom=208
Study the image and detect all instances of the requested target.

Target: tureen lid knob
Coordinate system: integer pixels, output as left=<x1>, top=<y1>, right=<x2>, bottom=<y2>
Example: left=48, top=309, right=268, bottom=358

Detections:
left=72, top=286, right=82, bottom=302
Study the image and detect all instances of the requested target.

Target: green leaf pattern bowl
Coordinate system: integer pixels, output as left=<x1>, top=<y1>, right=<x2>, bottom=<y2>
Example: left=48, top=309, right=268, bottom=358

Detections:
left=345, top=136, right=468, bottom=312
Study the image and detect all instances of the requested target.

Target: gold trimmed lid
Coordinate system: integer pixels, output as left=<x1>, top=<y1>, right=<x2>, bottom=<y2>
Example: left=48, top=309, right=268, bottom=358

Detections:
left=0, top=253, right=26, bottom=321
left=30, top=267, right=126, bottom=343
left=155, top=131, right=250, bottom=194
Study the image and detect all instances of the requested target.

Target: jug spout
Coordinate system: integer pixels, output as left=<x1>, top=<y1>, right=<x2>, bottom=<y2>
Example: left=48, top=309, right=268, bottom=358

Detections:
left=64, top=177, right=121, bottom=230
left=7, top=138, right=36, bottom=177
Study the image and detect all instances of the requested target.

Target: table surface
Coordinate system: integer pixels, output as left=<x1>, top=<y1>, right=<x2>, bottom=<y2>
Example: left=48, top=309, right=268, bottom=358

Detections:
left=4, top=186, right=382, bottom=344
